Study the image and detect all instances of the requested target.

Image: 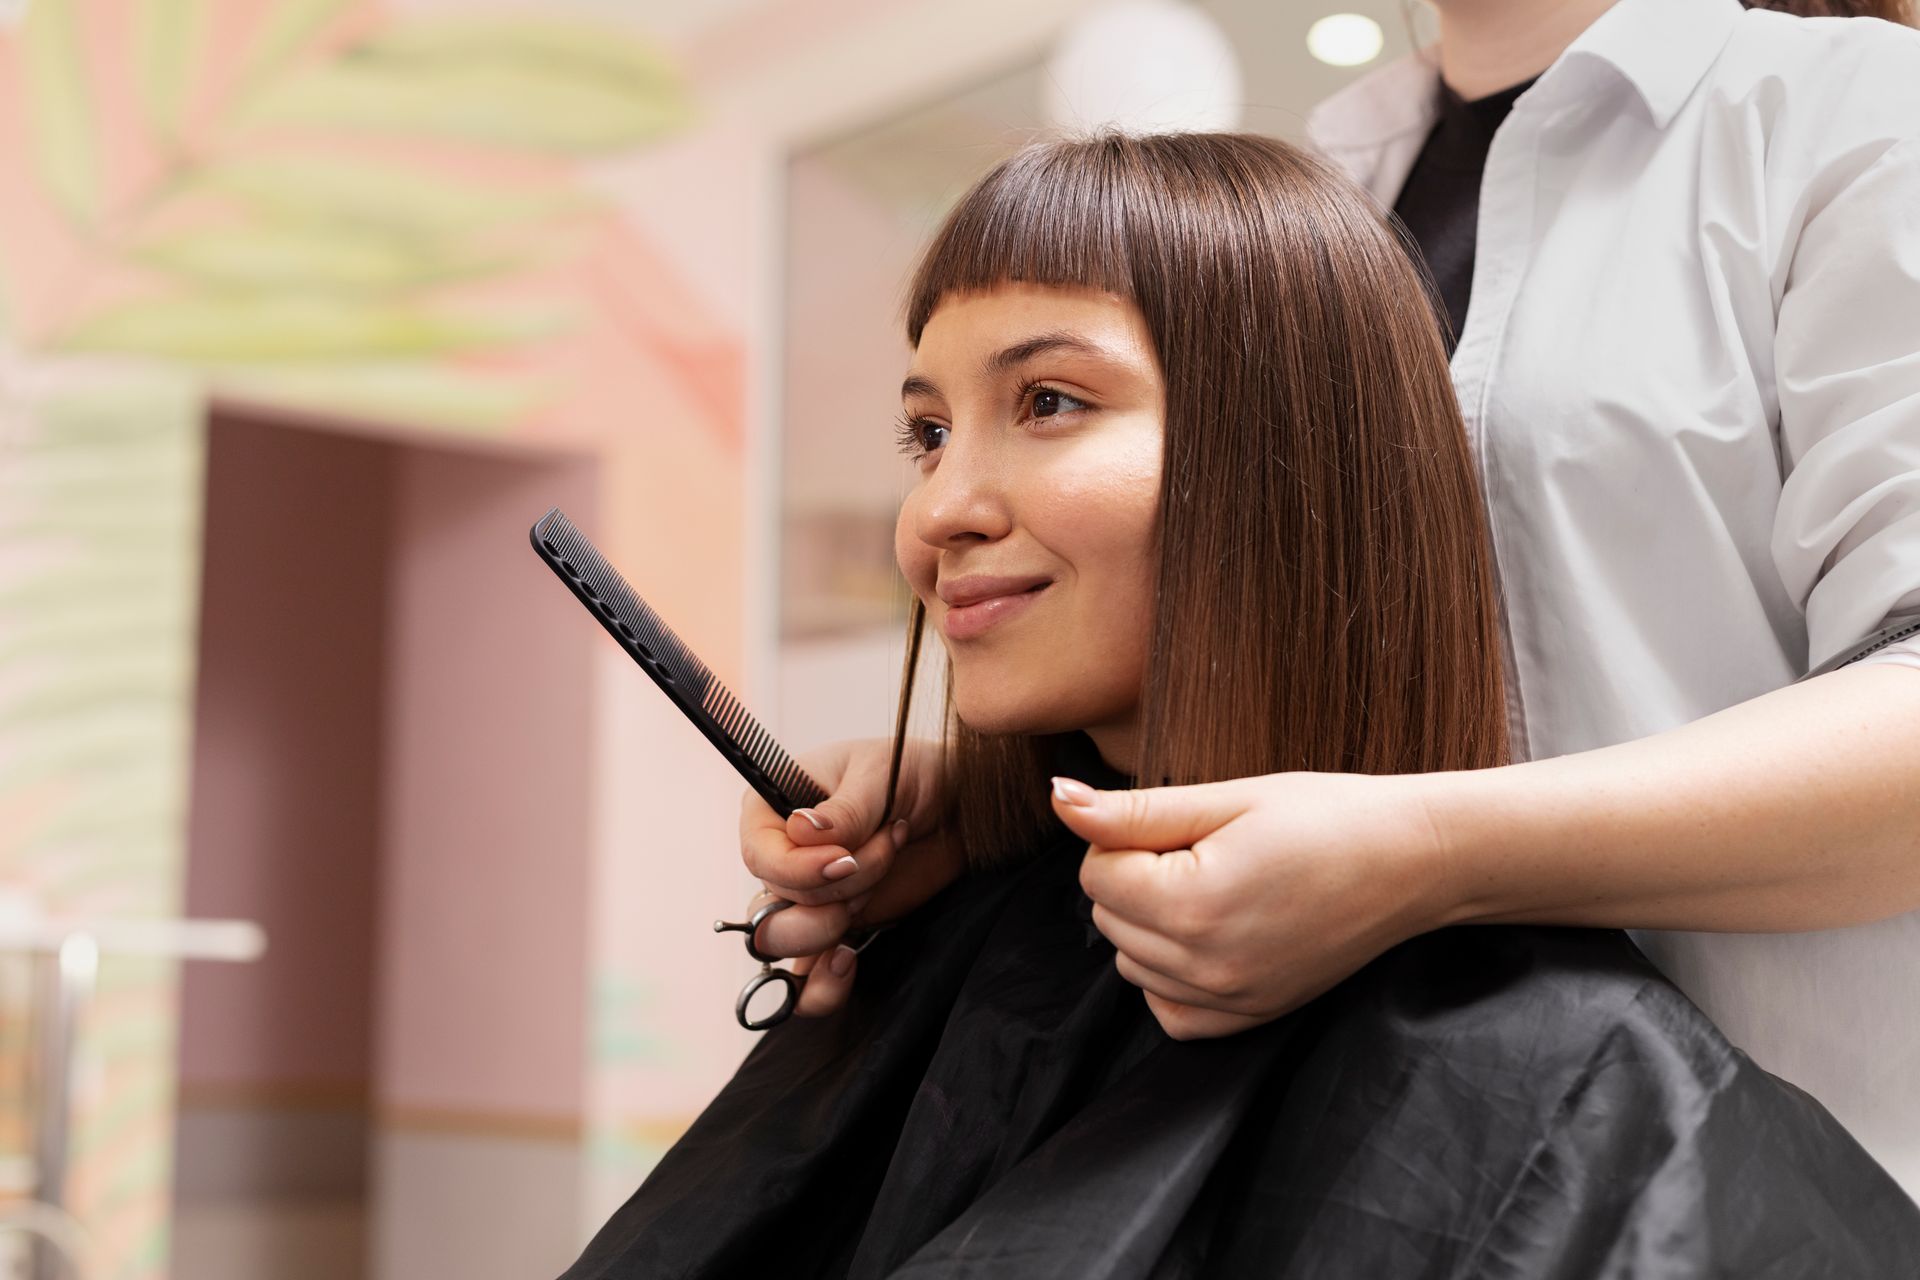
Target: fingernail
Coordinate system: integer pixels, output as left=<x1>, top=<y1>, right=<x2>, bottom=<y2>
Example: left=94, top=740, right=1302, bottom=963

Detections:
left=796, top=807, right=833, bottom=831
left=847, top=892, right=872, bottom=916
left=829, top=944, right=856, bottom=978
left=890, top=819, right=911, bottom=849
left=823, top=854, right=859, bottom=881
left=1051, top=776, right=1096, bottom=806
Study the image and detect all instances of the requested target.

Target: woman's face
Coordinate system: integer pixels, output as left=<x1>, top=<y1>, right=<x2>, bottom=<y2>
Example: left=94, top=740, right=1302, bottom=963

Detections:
left=894, top=283, right=1164, bottom=766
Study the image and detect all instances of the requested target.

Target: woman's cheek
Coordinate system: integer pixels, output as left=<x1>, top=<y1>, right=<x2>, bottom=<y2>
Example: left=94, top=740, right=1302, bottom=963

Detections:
left=1034, top=436, right=1160, bottom=591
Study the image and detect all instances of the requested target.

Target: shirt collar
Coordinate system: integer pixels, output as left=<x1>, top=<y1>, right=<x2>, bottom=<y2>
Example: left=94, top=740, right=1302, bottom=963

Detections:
left=1558, top=0, right=1741, bottom=129
left=1306, top=0, right=1742, bottom=153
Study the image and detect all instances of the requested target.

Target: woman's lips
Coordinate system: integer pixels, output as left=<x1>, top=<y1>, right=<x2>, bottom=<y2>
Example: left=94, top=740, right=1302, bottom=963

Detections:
left=941, top=583, right=1050, bottom=640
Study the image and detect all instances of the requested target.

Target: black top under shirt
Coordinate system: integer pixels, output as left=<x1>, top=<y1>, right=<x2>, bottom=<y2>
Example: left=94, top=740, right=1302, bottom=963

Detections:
left=1390, top=74, right=1539, bottom=354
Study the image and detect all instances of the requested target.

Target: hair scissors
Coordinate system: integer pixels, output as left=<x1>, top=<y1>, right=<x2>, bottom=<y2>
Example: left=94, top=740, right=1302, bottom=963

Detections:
left=713, top=901, right=888, bottom=1030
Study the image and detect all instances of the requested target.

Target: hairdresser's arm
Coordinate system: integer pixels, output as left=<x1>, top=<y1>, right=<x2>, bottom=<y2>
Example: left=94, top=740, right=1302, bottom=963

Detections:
left=1054, top=663, right=1920, bottom=1040
left=1430, top=662, right=1920, bottom=927
left=738, top=735, right=961, bottom=1015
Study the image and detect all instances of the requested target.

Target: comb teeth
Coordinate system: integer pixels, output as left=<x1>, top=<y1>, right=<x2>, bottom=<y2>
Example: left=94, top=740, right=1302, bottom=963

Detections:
left=540, top=510, right=714, bottom=694
left=532, top=507, right=827, bottom=813
left=703, top=683, right=828, bottom=810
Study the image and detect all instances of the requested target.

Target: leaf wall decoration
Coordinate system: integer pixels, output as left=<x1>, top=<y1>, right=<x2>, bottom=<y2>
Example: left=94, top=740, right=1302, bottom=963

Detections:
left=240, top=58, right=693, bottom=152
left=360, top=13, right=690, bottom=86
left=232, top=0, right=359, bottom=104
left=132, top=222, right=521, bottom=293
left=210, top=358, right=547, bottom=433
left=190, top=152, right=588, bottom=238
left=19, top=0, right=100, bottom=227
left=0, top=364, right=205, bottom=1278
left=60, top=293, right=566, bottom=361
left=9, top=0, right=694, bottom=430
left=133, top=0, right=210, bottom=147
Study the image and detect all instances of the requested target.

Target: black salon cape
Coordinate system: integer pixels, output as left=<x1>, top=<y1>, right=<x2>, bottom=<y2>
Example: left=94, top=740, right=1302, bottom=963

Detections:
left=563, top=767, right=1920, bottom=1278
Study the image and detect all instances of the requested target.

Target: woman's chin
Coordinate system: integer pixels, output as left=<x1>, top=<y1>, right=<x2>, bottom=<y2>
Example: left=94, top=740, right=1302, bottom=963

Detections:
left=950, top=690, right=1067, bottom=739
left=950, top=667, right=1137, bottom=740
left=951, top=706, right=1050, bottom=737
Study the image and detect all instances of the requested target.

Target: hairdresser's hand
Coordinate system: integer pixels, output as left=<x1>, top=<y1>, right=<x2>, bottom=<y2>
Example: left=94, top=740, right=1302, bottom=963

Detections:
left=1050, top=770, right=1456, bottom=1040
left=737, top=736, right=961, bottom=1015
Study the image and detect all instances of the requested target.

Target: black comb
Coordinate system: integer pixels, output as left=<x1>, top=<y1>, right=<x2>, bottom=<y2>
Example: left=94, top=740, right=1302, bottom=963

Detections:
left=529, top=507, right=828, bottom=818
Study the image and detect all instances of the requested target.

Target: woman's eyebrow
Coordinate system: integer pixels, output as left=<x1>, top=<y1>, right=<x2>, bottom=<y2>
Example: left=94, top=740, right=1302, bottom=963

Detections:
left=980, top=330, right=1111, bottom=379
left=899, top=330, right=1119, bottom=400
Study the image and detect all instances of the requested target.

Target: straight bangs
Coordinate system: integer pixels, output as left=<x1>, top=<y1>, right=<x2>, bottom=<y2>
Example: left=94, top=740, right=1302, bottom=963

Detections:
left=904, top=141, right=1141, bottom=348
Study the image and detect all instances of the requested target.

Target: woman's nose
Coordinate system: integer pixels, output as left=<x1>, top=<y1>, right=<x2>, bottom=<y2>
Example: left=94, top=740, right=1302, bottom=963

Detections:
left=912, top=436, right=1013, bottom=549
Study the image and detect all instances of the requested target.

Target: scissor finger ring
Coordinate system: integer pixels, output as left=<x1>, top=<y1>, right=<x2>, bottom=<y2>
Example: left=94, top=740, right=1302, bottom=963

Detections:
left=715, top=898, right=806, bottom=1030
left=713, top=900, right=891, bottom=1032
left=734, top=964, right=804, bottom=1030
left=713, top=896, right=795, bottom=964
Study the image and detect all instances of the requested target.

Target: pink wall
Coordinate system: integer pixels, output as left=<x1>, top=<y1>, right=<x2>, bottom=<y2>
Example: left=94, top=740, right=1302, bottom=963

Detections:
left=376, top=439, right=597, bottom=1119
left=180, top=407, right=600, bottom=1122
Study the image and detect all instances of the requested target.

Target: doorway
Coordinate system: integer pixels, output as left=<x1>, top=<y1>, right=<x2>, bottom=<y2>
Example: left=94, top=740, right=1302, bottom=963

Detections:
left=173, top=403, right=599, bottom=1280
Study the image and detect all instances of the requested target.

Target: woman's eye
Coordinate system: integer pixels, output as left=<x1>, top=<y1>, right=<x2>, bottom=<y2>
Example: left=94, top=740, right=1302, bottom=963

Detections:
left=1026, top=386, right=1089, bottom=420
left=895, top=414, right=948, bottom=459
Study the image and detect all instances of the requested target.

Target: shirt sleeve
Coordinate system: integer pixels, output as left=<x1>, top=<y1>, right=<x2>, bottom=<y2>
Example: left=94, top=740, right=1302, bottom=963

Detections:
left=1800, top=621, right=1920, bottom=682
left=1772, top=135, right=1920, bottom=680
left=1855, top=639, right=1920, bottom=673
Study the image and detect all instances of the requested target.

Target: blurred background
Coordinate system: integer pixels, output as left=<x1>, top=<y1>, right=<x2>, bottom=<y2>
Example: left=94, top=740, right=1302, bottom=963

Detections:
left=0, top=1, right=1425, bottom=1276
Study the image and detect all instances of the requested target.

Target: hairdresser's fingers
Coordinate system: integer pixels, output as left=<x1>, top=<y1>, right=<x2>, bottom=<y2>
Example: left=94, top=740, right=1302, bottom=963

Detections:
left=740, top=826, right=822, bottom=897
left=741, top=737, right=948, bottom=899
left=749, top=830, right=962, bottom=959
left=785, top=738, right=898, bottom=849
left=739, top=740, right=858, bottom=892
left=1078, top=843, right=1208, bottom=933
left=739, top=822, right=864, bottom=899
left=809, top=818, right=902, bottom=904
left=1141, top=991, right=1267, bottom=1043
left=1114, top=955, right=1267, bottom=1038
left=793, top=943, right=858, bottom=1018
left=740, top=739, right=853, bottom=845
left=752, top=898, right=854, bottom=959
left=1087, top=901, right=1196, bottom=979
left=741, top=743, right=896, bottom=896
left=749, top=819, right=901, bottom=909
left=1112, top=950, right=1222, bottom=1011
left=1050, top=775, right=1251, bottom=855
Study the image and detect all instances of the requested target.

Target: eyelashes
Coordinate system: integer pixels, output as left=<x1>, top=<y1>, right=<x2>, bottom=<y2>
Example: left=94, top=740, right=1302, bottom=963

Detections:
left=895, top=382, right=1090, bottom=462
left=894, top=409, right=944, bottom=459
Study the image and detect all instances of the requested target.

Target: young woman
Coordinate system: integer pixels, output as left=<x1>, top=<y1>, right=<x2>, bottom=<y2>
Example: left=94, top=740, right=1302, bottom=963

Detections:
left=562, top=133, right=1920, bottom=1279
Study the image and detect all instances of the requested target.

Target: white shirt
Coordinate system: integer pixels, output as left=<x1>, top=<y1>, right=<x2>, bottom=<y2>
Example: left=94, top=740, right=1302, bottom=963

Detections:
left=1309, top=0, right=1920, bottom=1198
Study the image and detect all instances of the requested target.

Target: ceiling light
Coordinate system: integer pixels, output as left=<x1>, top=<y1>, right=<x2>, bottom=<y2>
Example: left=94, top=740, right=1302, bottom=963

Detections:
left=1306, top=13, right=1385, bottom=68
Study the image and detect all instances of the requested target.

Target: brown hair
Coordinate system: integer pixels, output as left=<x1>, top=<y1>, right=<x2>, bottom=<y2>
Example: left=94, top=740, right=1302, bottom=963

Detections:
left=1742, top=0, right=1913, bottom=21
left=883, top=132, right=1510, bottom=865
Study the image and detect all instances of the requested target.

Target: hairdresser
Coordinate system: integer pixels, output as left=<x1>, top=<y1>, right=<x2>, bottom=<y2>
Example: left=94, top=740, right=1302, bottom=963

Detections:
left=741, top=0, right=1920, bottom=1189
